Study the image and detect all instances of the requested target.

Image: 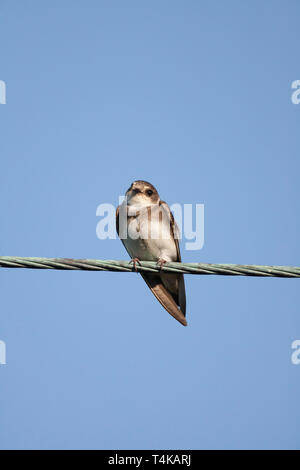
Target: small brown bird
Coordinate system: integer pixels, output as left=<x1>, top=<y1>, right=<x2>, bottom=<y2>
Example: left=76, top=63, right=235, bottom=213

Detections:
left=116, top=180, right=187, bottom=326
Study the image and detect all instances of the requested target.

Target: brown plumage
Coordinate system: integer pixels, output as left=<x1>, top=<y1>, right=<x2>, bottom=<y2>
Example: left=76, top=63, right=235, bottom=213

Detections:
left=116, top=180, right=187, bottom=326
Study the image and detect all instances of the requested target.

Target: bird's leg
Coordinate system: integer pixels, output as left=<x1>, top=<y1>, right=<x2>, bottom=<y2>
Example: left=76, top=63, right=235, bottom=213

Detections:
left=129, top=257, right=141, bottom=272
left=157, top=258, right=167, bottom=271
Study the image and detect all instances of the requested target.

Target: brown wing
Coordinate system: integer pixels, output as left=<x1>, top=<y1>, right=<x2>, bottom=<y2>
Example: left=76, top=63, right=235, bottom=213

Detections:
left=158, top=201, right=186, bottom=317
left=116, top=204, right=127, bottom=244
left=139, top=272, right=187, bottom=326
left=116, top=204, right=187, bottom=326
left=116, top=204, right=120, bottom=237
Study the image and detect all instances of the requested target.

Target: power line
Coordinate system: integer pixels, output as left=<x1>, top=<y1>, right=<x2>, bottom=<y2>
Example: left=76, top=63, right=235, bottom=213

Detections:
left=0, top=256, right=299, bottom=277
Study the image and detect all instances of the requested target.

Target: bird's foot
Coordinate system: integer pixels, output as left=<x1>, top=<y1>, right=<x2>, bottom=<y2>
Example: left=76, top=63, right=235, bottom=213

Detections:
left=157, top=258, right=167, bottom=271
left=129, top=257, right=141, bottom=272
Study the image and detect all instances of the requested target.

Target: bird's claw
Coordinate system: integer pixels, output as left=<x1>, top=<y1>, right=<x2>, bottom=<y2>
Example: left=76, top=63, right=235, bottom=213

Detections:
left=157, top=258, right=167, bottom=271
left=129, top=257, right=141, bottom=272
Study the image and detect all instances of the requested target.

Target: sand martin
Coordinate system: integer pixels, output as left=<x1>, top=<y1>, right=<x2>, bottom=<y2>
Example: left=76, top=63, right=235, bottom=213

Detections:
left=116, top=180, right=187, bottom=326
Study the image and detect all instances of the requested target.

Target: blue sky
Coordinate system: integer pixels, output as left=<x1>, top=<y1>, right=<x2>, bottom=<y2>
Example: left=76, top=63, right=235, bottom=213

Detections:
left=1, top=1, right=299, bottom=449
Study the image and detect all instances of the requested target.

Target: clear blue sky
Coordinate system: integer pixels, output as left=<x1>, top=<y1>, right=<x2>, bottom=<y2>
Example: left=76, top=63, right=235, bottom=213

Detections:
left=1, top=1, right=299, bottom=450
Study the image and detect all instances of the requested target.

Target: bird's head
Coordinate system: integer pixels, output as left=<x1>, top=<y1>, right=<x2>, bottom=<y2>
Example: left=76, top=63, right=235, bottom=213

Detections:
left=125, top=180, right=160, bottom=208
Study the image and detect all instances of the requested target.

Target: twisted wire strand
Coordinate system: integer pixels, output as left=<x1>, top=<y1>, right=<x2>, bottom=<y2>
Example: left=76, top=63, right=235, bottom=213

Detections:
left=0, top=256, right=300, bottom=278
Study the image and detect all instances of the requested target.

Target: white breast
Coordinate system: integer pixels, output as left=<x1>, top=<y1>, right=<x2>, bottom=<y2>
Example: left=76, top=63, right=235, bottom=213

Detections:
left=121, top=203, right=178, bottom=262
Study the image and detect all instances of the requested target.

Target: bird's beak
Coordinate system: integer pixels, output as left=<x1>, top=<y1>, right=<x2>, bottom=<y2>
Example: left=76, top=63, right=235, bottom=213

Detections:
left=125, top=189, right=134, bottom=203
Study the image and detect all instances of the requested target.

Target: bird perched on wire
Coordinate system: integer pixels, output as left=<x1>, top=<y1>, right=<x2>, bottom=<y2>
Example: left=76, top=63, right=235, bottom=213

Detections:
left=116, top=180, right=187, bottom=326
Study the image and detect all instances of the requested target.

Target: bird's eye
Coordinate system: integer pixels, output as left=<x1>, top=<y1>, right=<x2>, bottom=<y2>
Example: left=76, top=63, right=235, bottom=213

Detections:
left=146, top=189, right=153, bottom=196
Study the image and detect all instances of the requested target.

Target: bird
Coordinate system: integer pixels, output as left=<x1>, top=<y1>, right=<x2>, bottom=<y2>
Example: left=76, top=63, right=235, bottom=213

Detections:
left=116, top=180, right=187, bottom=326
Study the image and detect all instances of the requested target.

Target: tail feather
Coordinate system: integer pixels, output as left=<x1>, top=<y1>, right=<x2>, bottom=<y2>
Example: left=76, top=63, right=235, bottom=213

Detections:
left=140, top=273, right=187, bottom=326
